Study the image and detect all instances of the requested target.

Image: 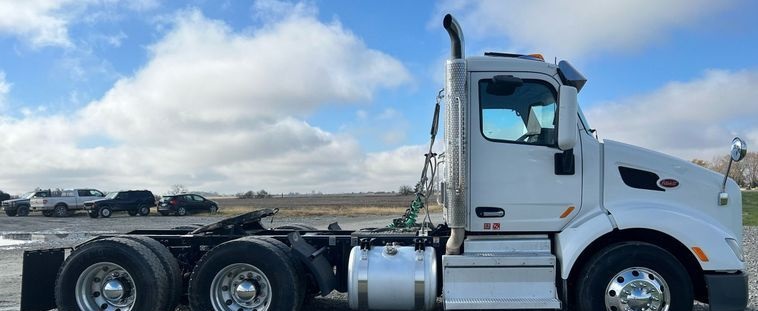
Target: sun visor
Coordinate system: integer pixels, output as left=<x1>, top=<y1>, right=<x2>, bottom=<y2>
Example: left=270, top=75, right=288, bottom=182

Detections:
left=558, top=60, right=587, bottom=92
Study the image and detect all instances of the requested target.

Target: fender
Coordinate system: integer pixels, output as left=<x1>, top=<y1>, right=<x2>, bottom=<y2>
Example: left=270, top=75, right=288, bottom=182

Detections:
left=555, top=210, right=614, bottom=279
left=608, top=201, right=744, bottom=272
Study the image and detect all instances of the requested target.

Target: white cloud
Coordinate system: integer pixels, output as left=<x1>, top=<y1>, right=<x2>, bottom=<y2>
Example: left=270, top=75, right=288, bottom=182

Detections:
left=0, top=0, right=73, bottom=47
left=0, top=0, right=159, bottom=48
left=0, top=5, right=418, bottom=194
left=436, top=0, right=731, bottom=59
left=586, top=69, right=758, bottom=161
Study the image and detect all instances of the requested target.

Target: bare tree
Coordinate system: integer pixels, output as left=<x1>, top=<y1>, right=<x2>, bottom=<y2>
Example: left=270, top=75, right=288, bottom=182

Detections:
left=398, top=185, right=414, bottom=196
left=168, top=184, right=188, bottom=195
left=255, top=189, right=270, bottom=199
left=744, top=152, right=758, bottom=189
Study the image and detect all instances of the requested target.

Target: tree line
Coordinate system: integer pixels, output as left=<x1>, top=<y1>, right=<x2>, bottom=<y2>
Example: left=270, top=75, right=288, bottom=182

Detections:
left=692, top=152, right=758, bottom=189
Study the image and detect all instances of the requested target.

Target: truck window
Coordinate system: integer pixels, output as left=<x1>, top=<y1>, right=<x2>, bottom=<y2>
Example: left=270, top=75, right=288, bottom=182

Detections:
left=479, top=79, right=558, bottom=146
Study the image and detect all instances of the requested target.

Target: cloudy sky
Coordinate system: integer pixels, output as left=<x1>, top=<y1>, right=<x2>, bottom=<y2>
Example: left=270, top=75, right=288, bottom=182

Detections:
left=0, top=0, right=756, bottom=195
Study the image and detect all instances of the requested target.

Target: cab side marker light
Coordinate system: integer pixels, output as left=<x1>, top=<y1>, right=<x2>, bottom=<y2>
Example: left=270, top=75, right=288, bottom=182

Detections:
left=692, top=247, right=709, bottom=262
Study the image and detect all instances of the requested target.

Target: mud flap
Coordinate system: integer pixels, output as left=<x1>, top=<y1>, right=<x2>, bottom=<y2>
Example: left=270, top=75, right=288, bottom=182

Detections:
left=288, top=232, right=336, bottom=296
left=21, top=248, right=66, bottom=311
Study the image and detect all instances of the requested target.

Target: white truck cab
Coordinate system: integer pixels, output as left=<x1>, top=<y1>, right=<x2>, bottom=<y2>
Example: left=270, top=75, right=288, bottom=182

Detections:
left=440, top=14, right=747, bottom=311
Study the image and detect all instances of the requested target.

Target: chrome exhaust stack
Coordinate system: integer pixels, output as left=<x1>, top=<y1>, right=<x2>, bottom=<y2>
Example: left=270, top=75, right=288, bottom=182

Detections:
left=443, top=14, right=467, bottom=255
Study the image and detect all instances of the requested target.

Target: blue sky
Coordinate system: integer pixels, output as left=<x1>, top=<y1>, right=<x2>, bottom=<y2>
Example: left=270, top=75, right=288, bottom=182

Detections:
left=1, top=0, right=757, bottom=194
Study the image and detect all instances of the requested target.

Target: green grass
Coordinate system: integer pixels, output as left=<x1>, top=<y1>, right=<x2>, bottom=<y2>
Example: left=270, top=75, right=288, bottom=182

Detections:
left=743, top=191, right=758, bottom=226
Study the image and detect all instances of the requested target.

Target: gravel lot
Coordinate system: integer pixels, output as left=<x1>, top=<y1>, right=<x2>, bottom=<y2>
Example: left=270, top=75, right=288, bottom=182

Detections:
left=0, top=213, right=755, bottom=311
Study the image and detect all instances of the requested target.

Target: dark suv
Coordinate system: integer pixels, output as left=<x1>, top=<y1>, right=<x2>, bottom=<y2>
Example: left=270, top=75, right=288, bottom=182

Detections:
left=158, top=194, right=218, bottom=216
left=84, top=190, right=156, bottom=218
left=2, top=190, right=51, bottom=217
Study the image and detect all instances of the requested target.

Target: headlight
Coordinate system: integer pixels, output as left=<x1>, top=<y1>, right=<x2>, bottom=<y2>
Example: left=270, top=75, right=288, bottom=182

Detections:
left=725, top=238, right=744, bottom=262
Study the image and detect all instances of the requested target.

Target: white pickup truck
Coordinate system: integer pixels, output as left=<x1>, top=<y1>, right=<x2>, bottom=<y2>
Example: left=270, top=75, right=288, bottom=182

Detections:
left=30, top=189, right=105, bottom=217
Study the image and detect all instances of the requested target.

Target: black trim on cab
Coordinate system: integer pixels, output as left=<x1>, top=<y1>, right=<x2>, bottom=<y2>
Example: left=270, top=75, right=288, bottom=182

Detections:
left=618, top=166, right=665, bottom=192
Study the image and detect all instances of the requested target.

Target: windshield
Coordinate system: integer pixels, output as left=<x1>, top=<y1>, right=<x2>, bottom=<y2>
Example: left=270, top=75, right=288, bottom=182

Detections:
left=21, top=192, right=35, bottom=199
left=578, top=106, right=592, bottom=133
left=105, top=192, right=119, bottom=199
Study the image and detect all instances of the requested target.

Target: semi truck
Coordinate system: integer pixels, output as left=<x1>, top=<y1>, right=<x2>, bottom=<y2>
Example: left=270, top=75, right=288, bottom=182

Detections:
left=19, top=14, right=748, bottom=311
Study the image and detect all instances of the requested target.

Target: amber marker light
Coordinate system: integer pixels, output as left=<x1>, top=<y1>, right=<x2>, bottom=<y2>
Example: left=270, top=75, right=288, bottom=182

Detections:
left=560, top=206, right=575, bottom=218
left=692, top=247, right=710, bottom=262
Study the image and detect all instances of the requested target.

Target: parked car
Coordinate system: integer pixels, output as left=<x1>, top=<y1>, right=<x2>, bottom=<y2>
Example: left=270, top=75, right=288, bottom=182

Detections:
left=158, top=194, right=218, bottom=216
left=30, top=189, right=105, bottom=217
left=84, top=190, right=156, bottom=218
left=2, top=190, right=51, bottom=216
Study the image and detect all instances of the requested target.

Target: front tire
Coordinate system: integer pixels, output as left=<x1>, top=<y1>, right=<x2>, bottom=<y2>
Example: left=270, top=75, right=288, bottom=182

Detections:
left=99, top=206, right=112, bottom=218
left=4, top=209, right=17, bottom=217
left=54, top=237, right=172, bottom=311
left=209, top=204, right=219, bottom=214
left=176, top=206, right=187, bottom=216
left=575, top=242, right=693, bottom=311
left=188, top=237, right=304, bottom=311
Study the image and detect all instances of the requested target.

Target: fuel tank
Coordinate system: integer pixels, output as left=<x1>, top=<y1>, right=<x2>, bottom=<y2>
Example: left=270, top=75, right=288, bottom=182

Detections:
left=347, top=245, right=438, bottom=310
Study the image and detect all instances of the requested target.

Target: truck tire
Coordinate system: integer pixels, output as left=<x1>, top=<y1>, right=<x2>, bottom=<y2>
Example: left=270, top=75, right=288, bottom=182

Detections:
left=275, top=223, right=318, bottom=231
left=257, top=237, right=307, bottom=309
left=120, top=235, right=183, bottom=311
left=4, top=209, right=17, bottom=217
left=53, top=204, right=68, bottom=217
left=17, top=205, right=30, bottom=216
left=42, top=211, right=53, bottom=217
left=574, top=242, right=693, bottom=311
left=54, top=237, right=172, bottom=311
left=176, top=206, right=187, bottom=216
left=138, top=205, right=150, bottom=216
left=188, top=237, right=304, bottom=311
left=99, top=206, right=112, bottom=218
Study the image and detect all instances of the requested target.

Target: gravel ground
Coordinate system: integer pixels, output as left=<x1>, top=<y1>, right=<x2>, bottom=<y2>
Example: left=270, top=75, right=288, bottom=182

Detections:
left=0, top=213, right=755, bottom=311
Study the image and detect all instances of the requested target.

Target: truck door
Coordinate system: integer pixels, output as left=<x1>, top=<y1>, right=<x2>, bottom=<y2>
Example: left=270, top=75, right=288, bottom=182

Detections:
left=469, top=71, right=582, bottom=232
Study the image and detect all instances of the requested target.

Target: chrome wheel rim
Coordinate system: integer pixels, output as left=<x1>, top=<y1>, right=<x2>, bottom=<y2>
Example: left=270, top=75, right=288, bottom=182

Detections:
left=605, top=267, right=669, bottom=311
left=210, top=263, right=272, bottom=311
left=101, top=208, right=111, bottom=217
left=75, top=262, right=136, bottom=311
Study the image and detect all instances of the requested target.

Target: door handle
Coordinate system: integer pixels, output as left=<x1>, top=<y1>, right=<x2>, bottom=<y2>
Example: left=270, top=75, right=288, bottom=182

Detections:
left=476, top=207, right=505, bottom=218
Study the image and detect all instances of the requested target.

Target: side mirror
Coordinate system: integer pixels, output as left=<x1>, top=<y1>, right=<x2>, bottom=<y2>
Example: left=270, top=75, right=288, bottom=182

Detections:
left=731, top=137, right=747, bottom=162
left=558, top=85, right=578, bottom=150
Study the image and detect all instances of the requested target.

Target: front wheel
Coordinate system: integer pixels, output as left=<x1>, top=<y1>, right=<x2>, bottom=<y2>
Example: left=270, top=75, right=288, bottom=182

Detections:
left=4, top=209, right=17, bottom=217
left=188, top=237, right=304, bottom=311
left=575, top=242, right=693, bottom=311
left=99, top=206, right=112, bottom=218
left=209, top=204, right=218, bottom=214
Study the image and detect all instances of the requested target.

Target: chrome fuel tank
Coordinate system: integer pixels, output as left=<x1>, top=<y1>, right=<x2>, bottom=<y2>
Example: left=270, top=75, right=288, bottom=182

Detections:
left=347, top=245, right=438, bottom=310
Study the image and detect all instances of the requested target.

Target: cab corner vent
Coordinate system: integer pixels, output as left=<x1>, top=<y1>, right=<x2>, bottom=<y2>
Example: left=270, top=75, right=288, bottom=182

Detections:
left=618, top=166, right=665, bottom=192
